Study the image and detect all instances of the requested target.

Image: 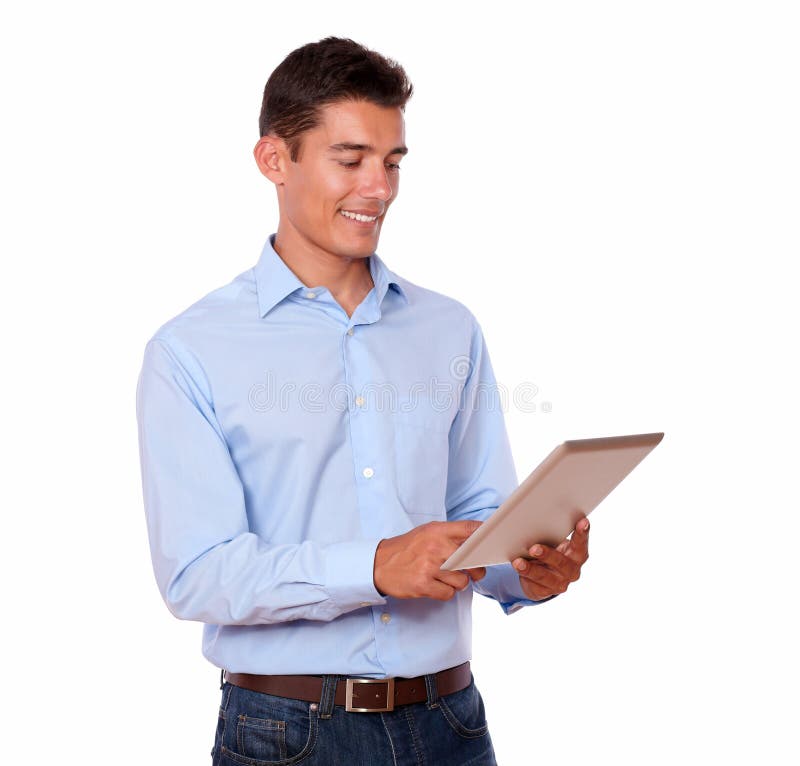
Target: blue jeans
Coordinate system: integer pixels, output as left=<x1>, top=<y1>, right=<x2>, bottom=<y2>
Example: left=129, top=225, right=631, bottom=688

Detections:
left=210, top=672, right=498, bottom=765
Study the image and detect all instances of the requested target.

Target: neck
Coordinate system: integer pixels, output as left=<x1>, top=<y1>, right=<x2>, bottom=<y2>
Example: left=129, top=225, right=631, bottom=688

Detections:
left=273, top=223, right=375, bottom=315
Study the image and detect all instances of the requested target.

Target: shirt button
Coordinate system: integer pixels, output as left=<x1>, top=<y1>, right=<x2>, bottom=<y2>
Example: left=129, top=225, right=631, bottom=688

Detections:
left=305, top=291, right=316, bottom=299
left=380, top=613, right=391, bottom=624
left=355, top=396, right=365, bottom=407
left=362, top=467, right=374, bottom=479
left=347, top=328, right=354, bottom=336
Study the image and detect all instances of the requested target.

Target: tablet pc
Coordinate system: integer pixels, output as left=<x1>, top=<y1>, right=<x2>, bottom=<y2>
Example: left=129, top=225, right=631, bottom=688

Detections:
left=441, top=432, right=664, bottom=571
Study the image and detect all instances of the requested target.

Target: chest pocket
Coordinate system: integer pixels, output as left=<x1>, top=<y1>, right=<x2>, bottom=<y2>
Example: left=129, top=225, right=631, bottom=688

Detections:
left=392, top=399, right=452, bottom=520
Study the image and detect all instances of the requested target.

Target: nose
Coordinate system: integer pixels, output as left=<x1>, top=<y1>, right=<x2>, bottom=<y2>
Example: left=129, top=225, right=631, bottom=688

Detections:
left=360, top=162, right=394, bottom=203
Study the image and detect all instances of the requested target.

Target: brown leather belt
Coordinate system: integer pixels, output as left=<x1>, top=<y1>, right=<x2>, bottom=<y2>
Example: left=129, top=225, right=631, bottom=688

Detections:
left=224, top=661, right=471, bottom=713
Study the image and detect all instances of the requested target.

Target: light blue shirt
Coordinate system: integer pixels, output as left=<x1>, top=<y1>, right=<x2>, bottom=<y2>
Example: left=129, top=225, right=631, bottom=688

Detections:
left=136, top=233, right=539, bottom=677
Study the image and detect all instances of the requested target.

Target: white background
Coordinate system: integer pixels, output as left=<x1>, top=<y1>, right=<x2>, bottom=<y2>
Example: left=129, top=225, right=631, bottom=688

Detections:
left=2, top=2, right=798, bottom=764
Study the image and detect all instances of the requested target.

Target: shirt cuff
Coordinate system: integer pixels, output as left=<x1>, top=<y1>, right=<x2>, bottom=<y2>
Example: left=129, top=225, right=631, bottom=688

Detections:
left=325, top=539, right=388, bottom=613
left=473, top=562, right=557, bottom=614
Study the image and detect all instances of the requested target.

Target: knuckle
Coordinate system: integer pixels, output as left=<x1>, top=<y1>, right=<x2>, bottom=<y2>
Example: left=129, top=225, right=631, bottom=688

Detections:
left=418, top=522, right=436, bottom=535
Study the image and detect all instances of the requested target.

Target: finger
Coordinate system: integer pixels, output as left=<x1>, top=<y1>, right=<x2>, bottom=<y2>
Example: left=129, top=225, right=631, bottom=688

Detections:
left=440, top=520, right=483, bottom=541
left=513, top=559, right=570, bottom=593
left=527, top=544, right=581, bottom=582
left=435, top=568, right=471, bottom=592
left=464, top=567, right=486, bottom=582
left=427, top=580, right=459, bottom=601
left=564, top=516, right=590, bottom=562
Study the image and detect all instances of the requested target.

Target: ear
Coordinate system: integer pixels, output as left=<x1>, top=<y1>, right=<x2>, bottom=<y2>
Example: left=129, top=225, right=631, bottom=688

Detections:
left=253, top=135, right=288, bottom=184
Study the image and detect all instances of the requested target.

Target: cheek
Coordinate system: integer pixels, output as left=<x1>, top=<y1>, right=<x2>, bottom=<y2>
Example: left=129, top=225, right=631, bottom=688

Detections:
left=286, top=183, right=336, bottom=224
left=308, top=172, right=350, bottom=216
left=327, top=173, right=353, bottom=201
left=289, top=165, right=345, bottom=206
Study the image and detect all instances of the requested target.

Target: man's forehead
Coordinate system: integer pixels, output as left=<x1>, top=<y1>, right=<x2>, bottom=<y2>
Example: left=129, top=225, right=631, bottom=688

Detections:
left=312, top=101, right=406, bottom=153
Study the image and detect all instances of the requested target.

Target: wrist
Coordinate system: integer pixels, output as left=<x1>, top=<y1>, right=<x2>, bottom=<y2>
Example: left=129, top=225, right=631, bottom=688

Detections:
left=373, top=538, right=388, bottom=596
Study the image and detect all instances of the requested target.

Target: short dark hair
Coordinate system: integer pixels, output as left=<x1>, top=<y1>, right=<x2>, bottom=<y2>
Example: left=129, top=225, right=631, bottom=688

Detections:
left=259, top=36, right=414, bottom=162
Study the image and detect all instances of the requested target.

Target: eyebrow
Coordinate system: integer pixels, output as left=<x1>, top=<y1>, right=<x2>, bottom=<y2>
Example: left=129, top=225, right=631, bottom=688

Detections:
left=328, top=142, right=408, bottom=156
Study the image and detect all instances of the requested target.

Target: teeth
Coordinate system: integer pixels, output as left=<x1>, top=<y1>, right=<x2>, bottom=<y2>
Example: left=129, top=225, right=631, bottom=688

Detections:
left=340, top=210, right=377, bottom=222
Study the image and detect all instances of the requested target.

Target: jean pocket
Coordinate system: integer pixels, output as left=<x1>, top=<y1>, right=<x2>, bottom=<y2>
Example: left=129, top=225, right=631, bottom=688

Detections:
left=392, top=401, right=451, bottom=519
left=236, top=716, right=286, bottom=762
left=437, top=679, right=490, bottom=739
left=221, top=687, right=318, bottom=765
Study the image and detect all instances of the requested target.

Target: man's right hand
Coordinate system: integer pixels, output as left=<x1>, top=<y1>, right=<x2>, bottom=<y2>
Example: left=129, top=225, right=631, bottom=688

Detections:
left=373, top=520, right=486, bottom=601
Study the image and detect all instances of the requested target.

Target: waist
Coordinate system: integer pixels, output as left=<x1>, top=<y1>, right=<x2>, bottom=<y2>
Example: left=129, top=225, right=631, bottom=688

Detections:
left=223, top=661, right=472, bottom=713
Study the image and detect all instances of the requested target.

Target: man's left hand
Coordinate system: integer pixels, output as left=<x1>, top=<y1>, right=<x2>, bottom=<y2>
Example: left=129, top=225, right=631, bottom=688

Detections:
left=512, top=516, right=590, bottom=601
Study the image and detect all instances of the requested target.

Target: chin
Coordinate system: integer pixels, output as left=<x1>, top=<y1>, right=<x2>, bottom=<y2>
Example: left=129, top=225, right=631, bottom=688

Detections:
left=335, top=233, right=380, bottom=258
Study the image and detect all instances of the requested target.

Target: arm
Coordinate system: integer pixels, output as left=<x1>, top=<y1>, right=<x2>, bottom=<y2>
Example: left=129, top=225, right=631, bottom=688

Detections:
left=444, top=315, right=548, bottom=614
left=135, top=336, right=386, bottom=626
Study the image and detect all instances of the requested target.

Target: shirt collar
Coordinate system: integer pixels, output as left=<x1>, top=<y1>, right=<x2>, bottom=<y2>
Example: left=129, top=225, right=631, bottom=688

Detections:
left=254, top=233, right=408, bottom=318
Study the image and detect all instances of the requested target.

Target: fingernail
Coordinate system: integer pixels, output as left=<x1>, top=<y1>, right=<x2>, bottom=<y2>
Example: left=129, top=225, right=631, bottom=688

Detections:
left=514, top=559, right=527, bottom=572
left=531, top=545, right=542, bottom=556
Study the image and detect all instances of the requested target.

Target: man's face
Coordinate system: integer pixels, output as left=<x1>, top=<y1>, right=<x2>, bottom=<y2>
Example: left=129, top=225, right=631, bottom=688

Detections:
left=276, top=99, right=407, bottom=260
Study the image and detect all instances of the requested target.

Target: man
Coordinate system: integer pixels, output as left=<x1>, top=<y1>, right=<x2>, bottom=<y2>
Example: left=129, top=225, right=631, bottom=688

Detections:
left=136, top=36, right=589, bottom=765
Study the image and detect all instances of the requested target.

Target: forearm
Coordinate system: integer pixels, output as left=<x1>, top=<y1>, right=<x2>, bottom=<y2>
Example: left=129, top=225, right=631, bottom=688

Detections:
left=152, top=532, right=386, bottom=625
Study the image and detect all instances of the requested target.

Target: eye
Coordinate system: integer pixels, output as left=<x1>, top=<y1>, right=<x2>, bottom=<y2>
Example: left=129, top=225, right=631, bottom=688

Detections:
left=337, top=160, right=402, bottom=171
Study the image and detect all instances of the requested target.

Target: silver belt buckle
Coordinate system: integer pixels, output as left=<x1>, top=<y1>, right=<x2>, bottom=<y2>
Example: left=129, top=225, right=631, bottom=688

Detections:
left=345, top=677, right=395, bottom=712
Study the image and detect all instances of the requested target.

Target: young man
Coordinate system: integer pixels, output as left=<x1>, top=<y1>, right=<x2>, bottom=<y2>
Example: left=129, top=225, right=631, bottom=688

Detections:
left=136, top=36, right=589, bottom=765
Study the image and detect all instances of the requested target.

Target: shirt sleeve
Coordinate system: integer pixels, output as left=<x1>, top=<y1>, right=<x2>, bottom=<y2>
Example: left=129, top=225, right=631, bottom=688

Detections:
left=444, top=314, right=552, bottom=614
left=136, top=336, right=387, bottom=626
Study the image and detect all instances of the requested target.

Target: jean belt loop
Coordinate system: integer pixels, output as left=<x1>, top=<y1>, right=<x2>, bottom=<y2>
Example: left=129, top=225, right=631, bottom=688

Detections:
left=219, top=668, right=225, bottom=690
left=218, top=671, right=233, bottom=713
left=319, top=674, right=338, bottom=719
left=424, top=671, right=439, bottom=709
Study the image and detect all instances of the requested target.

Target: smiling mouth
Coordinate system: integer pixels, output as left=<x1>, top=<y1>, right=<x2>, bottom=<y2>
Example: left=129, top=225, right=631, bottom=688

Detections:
left=339, top=209, right=380, bottom=223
